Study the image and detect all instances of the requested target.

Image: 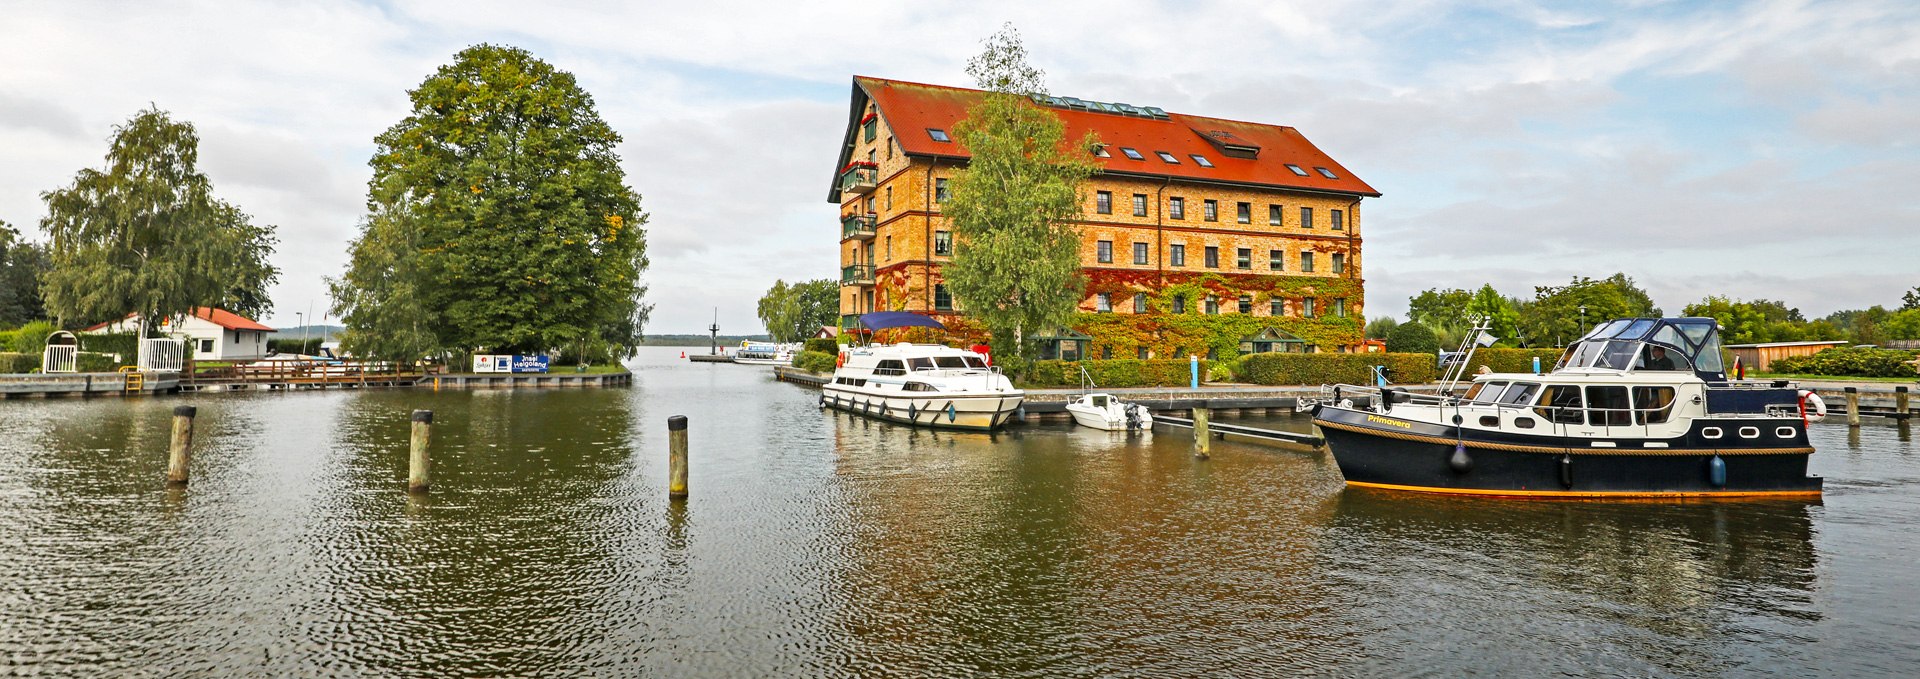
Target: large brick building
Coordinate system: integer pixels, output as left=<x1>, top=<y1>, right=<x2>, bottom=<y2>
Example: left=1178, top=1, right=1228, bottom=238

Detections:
left=828, top=76, right=1380, bottom=359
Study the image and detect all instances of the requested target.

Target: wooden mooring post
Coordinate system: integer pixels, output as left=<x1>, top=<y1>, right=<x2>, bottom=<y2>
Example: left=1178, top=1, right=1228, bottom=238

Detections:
left=408, top=410, right=432, bottom=494
left=1845, top=387, right=1861, bottom=427
left=668, top=415, right=689, bottom=498
left=166, top=406, right=196, bottom=485
left=1192, top=401, right=1211, bottom=460
left=1897, top=386, right=1911, bottom=420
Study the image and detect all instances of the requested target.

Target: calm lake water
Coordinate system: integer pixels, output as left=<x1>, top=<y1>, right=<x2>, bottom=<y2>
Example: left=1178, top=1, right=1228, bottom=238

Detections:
left=1, top=347, right=1916, bottom=677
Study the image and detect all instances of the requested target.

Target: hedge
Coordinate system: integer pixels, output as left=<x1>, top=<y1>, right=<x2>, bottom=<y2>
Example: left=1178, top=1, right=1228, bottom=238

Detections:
left=76, top=352, right=118, bottom=373
left=1768, top=347, right=1920, bottom=377
left=803, top=338, right=839, bottom=355
left=79, top=332, right=139, bottom=361
left=1019, top=358, right=1213, bottom=388
left=1459, top=348, right=1567, bottom=375
left=792, top=350, right=837, bottom=373
left=0, top=352, right=40, bottom=374
left=1239, top=352, right=1439, bottom=386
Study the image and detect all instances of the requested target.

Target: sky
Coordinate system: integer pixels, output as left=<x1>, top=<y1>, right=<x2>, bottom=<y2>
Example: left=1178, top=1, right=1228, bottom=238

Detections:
left=1, top=0, right=1915, bottom=334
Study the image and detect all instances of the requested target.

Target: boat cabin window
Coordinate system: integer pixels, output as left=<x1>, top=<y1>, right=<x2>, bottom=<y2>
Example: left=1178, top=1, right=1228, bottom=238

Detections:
left=873, top=359, right=906, bottom=376
left=1632, top=386, right=1676, bottom=424
left=908, top=357, right=936, bottom=371
left=1465, top=381, right=1509, bottom=403
left=1090, top=395, right=1109, bottom=407
left=1497, top=383, right=1540, bottom=406
left=934, top=356, right=973, bottom=369
left=1632, top=343, right=1692, bottom=371
left=902, top=381, right=937, bottom=392
left=1586, top=386, right=1631, bottom=426
left=1535, top=385, right=1585, bottom=424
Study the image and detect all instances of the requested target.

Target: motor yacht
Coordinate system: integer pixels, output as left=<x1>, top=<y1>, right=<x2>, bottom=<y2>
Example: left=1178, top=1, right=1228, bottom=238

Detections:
left=732, top=341, right=797, bottom=366
left=821, top=312, right=1023, bottom=431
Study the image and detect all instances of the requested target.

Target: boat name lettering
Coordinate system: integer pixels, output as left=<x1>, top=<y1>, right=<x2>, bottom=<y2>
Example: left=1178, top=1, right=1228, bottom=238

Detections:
left=1365, top=415, right=1413, bottom=429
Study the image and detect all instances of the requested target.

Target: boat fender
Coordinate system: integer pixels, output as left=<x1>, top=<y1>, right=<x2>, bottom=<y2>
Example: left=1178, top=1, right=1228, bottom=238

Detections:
left=1448, top=442, right=1473, bottom=474
left=819, top=393, right=826, bottom=408
left=908, top=402, right=919, bottom=421
left=1016, top=405, right=1027, bottom=423
left=1798, top=390, right=1827, bottom=424
left=1559, top=454, right=1573, bottom=489
left=1380, top=389, right=1391, bottom=413
left=1708, top=455, right=1727, bottom=488
left=947, top=402, right=957, bottom=422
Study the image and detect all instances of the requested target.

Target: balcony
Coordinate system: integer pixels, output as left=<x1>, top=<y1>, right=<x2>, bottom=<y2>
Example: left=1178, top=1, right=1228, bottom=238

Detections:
left=838, top=163, right=878, bottom=196
left=841, top=213, right=876, bottom=240
left=842, top=264, right=876, bottom=286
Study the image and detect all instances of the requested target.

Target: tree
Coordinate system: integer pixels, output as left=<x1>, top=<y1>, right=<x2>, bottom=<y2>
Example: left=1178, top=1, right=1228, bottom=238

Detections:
left=1386, top=322, right=1439, bottom=354
left=331, top=44, right=651, bottom=361
left=1882, top=308, right=1920, bottom=340
left=0, top=220, right=51, bottom=327
left=1364, top=316, right=1399, bottom=339
left=756, top=279, right=839, bottom=343
left=1465, top=284, right=1520, bottom=345
left=1902, top=286, right=1920, bottom=312
left=943, top=25, right=1098, bottom=366
left=1406, top=288, right=1473, bottom=336
left=1683, top=295, right=1770, bottom=344
left=1517, top=273, right=1660, bottom=346
left=38, top=108, right=279, bottom=333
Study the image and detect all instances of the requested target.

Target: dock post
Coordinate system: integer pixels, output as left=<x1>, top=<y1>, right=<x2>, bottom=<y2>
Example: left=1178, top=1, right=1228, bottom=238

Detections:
left=166, top=405, right=196, bottom=485
left=1845, top=387, right=1861, bottom=427
left=668, top=415, right=689, bottom=498
left=1897, top=386, right=1911, bottom=421
left=408, top=410, right=432, bottom=493
left=1192, top=401, right=1211, bottom=460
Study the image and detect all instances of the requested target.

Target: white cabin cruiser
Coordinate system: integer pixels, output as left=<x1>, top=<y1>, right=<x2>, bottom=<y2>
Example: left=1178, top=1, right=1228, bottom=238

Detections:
left=1064, top=393, right=1153, bottom=431
left=822, top=312, right=1023, bottom=431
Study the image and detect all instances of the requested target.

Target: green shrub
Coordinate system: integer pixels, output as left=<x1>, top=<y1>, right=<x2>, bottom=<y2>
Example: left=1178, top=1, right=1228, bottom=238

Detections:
left=78, top=332, right=139, bottom=360
left=1768, top=347, right=1918, bottom=377
left=1017, top=358, right=1212, bottom=388
left=75, top=352, right=118, bottom=373
left=791, top=350, right=837, bottom=373
left=1386, top=323, right=1439, bottom=354
left=804, top=338, right=839, bottom=354
left=1240, top=352, right=1439, bottom=386
left=0, top=352, right=40, bottom=374
left=13, top=320, right=57, bottom=358
left=1459, top=348, right=1567, bottom=375
left=0, top=329, right=16, bottom=353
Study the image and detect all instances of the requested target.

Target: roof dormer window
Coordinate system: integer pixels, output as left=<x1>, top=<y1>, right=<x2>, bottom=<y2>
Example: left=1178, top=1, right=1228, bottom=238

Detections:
left=1120, top=147, right=1144, bottom=160
left=1091, top=143, right=1111, bottom=158
left=1315, top=166, right=1339, bottom=179
left=1155, top=151, right=1180, bottom=164
left=1190, top=154, right=1213, bottom=167
left=927, top=128, right=950, bottom=143
left=1285, top=164, right=1309, bottom=176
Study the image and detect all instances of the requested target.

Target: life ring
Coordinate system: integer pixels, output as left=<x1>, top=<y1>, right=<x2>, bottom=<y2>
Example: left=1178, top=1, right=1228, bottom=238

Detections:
left=1798, top=390, right=1827, bottom=423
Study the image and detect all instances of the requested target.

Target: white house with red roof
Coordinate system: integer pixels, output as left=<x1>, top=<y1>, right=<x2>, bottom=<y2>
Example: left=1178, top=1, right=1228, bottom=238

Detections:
left=82, top=307, right=276, bottom=360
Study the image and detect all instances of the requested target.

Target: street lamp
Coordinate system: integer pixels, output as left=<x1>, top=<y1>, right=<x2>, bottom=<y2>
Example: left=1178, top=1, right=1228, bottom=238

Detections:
left=294, top=312, right=305, bottom=356
left=1578, top=305, right=1587, bottom=335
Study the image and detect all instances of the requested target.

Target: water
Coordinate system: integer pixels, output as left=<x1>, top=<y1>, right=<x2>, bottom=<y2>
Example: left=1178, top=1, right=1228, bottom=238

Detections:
left=1, top=347, right=1915, bottom=677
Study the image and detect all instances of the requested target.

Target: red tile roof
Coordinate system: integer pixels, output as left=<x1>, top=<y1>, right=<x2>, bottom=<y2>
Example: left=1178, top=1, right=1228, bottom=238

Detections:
left=844, top=76, right=1380, bottom=199
left=80, top=308, right=275, bottom=333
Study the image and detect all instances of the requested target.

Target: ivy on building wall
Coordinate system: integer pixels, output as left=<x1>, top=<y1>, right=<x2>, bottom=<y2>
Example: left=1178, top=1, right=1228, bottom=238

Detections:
left=1070, top=270, right=1365, bottom=355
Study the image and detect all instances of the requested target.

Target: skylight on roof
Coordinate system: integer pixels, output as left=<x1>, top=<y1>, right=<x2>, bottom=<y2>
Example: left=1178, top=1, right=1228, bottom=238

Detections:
left=1315, top=166, right=1339, bottom=179
left=1155, top=151, right=1179, bottom=164
left=927, top=128, right=950, bottom=143
left=1120, top=147, right=1144, bottom=160
left=1092, top=144, right=1110, bottom=158
left=1285, top=164, right=1309, bottom=176
left=1190, top=154, right=1213, bottom=168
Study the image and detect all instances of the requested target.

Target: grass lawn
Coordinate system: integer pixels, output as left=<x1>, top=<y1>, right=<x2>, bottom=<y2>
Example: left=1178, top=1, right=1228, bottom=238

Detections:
left=543, top=363, right=630, bottom=375
left=1752, top=373, right=1920, bottom=384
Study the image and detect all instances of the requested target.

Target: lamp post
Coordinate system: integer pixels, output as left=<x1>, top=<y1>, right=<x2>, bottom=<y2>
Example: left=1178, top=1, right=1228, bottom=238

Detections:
left=294, top=312, right=305, bottom=357
left=1578, top=305, right=1587, bottom=335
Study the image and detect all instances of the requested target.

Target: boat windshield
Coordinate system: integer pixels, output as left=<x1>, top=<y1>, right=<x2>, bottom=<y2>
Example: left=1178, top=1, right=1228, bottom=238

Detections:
left=934, top=356, right=974, bottom=369
left=1554, top=317, right=1727, bottom=379
left=908, top=357, right=936, bottom=371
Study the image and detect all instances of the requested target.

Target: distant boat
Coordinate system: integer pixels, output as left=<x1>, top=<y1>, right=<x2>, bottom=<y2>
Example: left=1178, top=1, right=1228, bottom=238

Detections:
left=732, top=341, right=797, bottom=366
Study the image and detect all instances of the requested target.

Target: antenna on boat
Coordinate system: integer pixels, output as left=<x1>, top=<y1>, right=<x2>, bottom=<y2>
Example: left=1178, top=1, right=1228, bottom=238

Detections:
left=1440, top=315, right=1495, bottom=394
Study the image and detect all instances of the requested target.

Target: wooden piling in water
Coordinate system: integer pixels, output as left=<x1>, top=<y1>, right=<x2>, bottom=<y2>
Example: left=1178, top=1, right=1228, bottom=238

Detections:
left=1897, top=386, right=1911, bottom=421
left=1846, top=387, right=1861, bottom=427
left=668, top=415, right=689, bottom=498
left=167, top=405, right=195, bottom=485
left=408, top=410, right=432, bottom=494
left=1192, top=401, right=1211, bottom=460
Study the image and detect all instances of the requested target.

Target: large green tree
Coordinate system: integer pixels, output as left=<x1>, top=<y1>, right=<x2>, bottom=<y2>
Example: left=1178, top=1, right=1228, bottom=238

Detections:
left=331, top=44, right=650, bottom=360
left=1517, top=273, right=1660, bottom=346
left=944, top=25, right=1098, bottom=365
left=37, top=108, right=280, bottom=332
left=756, top=279, right=838, bottom=342
left=1465, top=284, right=1520, bottom=345
left=0, top=219, right=51, bottom=327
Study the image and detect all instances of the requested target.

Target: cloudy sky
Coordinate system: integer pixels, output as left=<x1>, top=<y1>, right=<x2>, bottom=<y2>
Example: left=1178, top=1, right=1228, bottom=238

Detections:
left=2, top=0, right=1915, bottom=333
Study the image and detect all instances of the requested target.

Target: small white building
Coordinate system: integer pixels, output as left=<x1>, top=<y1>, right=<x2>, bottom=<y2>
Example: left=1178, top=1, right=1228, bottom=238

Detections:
left=83, top=307, right=276, bottom=361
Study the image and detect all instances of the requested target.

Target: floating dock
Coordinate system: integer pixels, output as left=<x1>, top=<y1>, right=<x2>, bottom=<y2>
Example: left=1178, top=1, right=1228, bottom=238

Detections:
left=0, top=372, right=180, bottom=398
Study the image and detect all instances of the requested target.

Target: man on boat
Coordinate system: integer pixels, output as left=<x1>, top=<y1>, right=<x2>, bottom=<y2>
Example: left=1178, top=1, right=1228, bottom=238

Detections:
left=1642, top=345, right=1677, bottom=370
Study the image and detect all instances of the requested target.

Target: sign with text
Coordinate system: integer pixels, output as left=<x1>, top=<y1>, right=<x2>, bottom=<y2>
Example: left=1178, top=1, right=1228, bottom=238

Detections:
left=473, top=355, right=512, bottom=373
left=510, top=355, right=550, bottom=373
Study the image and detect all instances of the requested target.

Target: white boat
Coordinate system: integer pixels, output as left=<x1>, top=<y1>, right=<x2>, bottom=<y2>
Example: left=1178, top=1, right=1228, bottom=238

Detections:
left=820, top=312, right=1023, bottom=431
left=1064, top=393, right=1154, bottom=431
left=732, top=341, right=796, bottom=365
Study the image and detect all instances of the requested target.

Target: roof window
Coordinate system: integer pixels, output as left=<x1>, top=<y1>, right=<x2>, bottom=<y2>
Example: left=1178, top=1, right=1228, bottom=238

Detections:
left=1091, top=144, right=1110, bottom=158
left=927, top=128, right=950, bottom=143
left=1120, top=147, right=1145, bottom=161
left=1285, top=164, right=1309, bottom=176
left=1315, top=166, right=1339, bottom=179
left=1190, top=154, right=1213, bottom=168
left=1155, top=151, right=1180, bottom=164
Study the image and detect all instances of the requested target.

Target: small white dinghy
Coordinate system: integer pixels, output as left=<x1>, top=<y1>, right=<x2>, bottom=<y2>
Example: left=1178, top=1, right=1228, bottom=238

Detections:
left=1065, top=393, right=1153, bottom=431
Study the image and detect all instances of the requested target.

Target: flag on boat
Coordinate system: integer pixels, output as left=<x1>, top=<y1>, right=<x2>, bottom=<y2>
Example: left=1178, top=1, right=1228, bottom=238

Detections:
left=1474, top=331, right=1499, bottom=347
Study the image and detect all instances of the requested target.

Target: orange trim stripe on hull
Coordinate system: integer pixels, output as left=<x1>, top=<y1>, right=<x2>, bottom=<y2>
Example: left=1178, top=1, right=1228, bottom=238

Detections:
left=1345, top=480, right=1822, bottom=499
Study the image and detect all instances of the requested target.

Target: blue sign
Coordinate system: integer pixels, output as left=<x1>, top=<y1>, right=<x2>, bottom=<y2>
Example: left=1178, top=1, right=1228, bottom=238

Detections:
left=510, top=355, right=550, bottom=373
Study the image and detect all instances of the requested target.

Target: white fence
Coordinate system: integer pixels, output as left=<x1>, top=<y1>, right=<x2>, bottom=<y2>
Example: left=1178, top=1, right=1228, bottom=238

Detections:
left=137, top=338, right=185, bottom=372
left=42, top=345, right=77, bottom=373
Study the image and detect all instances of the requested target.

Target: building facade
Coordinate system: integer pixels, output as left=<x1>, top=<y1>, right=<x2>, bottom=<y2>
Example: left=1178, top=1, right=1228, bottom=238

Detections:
left=83, top=307, right=276, bottom=360
left=828, top=76, right=1381, bottom=358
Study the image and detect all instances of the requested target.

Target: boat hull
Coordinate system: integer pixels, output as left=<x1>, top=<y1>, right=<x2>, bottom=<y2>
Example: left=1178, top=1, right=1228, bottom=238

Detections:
left=821, top=386, right=1023, bottom=431
left=1313, top=406, right=1822, bottom=498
